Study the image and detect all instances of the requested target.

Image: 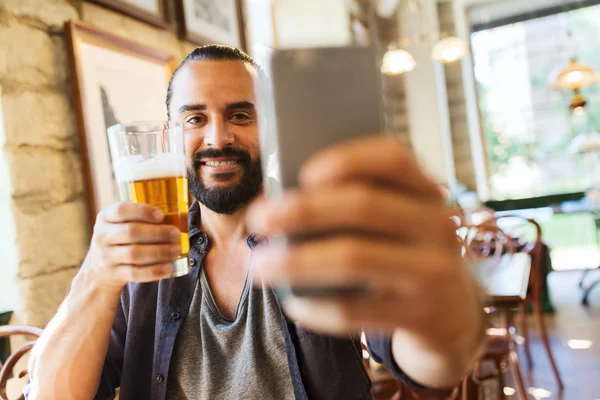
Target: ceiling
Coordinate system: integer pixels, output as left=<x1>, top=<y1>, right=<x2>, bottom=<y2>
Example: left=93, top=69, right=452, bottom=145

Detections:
left=464, top=0, right=588, bottom=26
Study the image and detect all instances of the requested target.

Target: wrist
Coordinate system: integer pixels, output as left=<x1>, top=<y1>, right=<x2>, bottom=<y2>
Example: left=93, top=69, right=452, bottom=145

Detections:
left=391, top=327, right=474, bottom=389
left=76, top=258, right=125, bottom=297
left=390, top=281, right=486, bottom=388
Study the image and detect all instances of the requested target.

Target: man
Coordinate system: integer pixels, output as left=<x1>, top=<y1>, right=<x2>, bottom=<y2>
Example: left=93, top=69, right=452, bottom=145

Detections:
left=27, top=45, right=485, bottom=399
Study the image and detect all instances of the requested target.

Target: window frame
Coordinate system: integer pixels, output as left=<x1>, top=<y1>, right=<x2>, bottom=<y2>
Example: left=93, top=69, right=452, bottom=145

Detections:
left=468, top=1, right=600, bottom=207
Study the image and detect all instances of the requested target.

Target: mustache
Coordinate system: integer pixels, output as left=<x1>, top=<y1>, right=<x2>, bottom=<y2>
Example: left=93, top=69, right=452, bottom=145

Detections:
left=191, top=146, right=252, bottom=170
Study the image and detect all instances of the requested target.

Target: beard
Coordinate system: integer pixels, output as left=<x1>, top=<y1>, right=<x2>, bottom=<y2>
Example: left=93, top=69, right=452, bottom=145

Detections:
left=188, top=146, right=263, bottom=215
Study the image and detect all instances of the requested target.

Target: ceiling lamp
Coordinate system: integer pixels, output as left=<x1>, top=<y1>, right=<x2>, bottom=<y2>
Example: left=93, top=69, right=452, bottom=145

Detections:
left=431, top=36, right=470, bottom=63
left=376, top=0, right=402, bottom=18
left=550, top=59, right=600, bottom=114
left=551, top=59, right=600, bottom=89
left=381, top=48, right=416, bottom=75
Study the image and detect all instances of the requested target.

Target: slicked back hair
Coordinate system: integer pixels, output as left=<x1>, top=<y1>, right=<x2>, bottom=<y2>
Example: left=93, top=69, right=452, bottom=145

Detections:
left=166, top=44, right=265, bottom=119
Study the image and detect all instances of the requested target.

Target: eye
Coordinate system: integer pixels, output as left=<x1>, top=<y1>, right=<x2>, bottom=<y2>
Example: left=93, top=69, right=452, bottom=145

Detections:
left=230, top=112, right=252, bottom=123
left=186, top=115, right=207, bottom=124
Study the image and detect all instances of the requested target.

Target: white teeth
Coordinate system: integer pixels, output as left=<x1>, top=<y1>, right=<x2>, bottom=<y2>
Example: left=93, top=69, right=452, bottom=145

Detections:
left=205, top=160, right=237, bottom=166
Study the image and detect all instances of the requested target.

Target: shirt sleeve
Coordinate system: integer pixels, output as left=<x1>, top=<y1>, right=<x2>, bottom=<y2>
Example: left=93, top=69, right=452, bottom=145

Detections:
left=94, top=289, right=129, bottom=400
left=365, top=332, right=459, bottom=400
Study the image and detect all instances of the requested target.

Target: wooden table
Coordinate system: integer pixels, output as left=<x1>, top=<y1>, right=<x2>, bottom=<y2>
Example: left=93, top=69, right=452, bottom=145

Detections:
left=470, top=253, right=532, bottom=400
left=474, top=252, right=532, bottom=308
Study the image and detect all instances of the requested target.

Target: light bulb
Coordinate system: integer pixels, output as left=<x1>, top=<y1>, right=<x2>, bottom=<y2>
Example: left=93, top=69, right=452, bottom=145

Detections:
left=441, top=47, right=461, bottom=62
left=381, top=48, right=416, bottom=75
left=573, top=106, right=586, bottom=116
left=567, top=70, right=584, bottom=84
left=432, top=36, right=470, bottom=63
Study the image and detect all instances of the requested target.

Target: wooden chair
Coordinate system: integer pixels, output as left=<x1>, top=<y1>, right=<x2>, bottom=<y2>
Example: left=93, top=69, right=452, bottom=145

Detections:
left=494, top=216, right=564, bottom=390
left=0, top=326, right=43, bottom=400
left=461, top=222, right=528, bottom=400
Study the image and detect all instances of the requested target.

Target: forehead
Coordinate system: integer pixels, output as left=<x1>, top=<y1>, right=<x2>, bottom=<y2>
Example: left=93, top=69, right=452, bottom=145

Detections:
left=169, top=60, right=256, bottom=112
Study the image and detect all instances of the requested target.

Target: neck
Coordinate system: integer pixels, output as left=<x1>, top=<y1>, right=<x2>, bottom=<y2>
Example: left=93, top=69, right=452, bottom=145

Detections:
left=199, top=203, right=249, bottom=246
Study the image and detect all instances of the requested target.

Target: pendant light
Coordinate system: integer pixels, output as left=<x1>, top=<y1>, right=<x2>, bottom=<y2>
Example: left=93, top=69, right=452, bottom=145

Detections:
left=549, top=10, right=600, bottom=114
left=380, top=0, right=470, bottom=73
left=550, top=59, right=600, bottom=114
left=431, top=35, right=470, bottom=63
left=381, top=47, right=417, bottom=74
left=551, top=59, right=600, bottom=89
left=380, top=0, right=421, bottom=75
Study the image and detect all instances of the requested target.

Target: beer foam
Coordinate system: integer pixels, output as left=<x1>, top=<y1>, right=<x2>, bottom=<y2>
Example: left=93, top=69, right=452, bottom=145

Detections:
left=114, top=153, right=186, bottom=183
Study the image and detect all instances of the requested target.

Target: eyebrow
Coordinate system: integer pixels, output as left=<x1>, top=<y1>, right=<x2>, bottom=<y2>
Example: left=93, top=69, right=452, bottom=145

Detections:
left=178, top=103, right=206, bottom=114
left=178, top=101, right=256, bottom=115
left=224, top=101, right=256, bottom=112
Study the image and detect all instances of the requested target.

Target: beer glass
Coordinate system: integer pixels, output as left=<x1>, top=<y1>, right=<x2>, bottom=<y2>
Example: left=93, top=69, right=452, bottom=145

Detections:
left=107, top=121, right=190, bottom=277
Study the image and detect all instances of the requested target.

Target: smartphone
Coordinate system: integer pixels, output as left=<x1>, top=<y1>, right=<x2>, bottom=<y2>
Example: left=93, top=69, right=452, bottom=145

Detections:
left=254, top=45, right=384, bottom=298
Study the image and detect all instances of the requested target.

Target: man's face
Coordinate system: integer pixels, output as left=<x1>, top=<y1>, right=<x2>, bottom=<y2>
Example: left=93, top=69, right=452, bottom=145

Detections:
left=169, top=60, right=263, bottom=215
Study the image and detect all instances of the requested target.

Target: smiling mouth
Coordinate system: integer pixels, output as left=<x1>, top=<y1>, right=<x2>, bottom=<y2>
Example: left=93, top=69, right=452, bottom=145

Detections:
left=202, top=160, right=239, bottom=167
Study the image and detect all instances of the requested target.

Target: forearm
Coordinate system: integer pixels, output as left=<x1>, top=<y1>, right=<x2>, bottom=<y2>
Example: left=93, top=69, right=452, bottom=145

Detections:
left=28, top=269, right=122, bottom=400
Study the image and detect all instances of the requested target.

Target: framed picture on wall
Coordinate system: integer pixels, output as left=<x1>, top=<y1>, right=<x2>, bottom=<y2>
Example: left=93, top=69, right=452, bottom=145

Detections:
left=87, top=0, right=170, bottom=29
left=176, top=0, right=246, bottom=48
left=65, top=21, right=176, bottom=229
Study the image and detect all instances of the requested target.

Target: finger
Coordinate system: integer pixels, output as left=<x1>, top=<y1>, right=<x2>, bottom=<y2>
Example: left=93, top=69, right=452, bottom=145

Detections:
left=283, top=295, right=405, bottom=335
left=285, top=286, right=484, bottom=339
left=247, top=184, right=456, bottom=243
left=105, top=223, right=181, bottom=245
left=252, top=237, right=457, bottom=288
left=101, top=201, right=164, bottom=224
left=300, top=135, right=441, bottom=199
left=109, top=243, right=182, bottom=265
left=114, top=263, right=175, bottom=283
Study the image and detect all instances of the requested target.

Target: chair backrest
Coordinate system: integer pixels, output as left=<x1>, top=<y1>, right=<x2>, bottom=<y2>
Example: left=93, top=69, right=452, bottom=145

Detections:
left=452, top=208, right=484, bottom=260
left=494, top=215, right=542, bottom=256
left=0, top=326, right=43, bottom=400
left=462, top=221, right=515, bottom=261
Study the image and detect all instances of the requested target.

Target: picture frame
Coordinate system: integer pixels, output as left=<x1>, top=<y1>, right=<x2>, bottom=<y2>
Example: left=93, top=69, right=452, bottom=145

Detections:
left=87, top=0, right=170, bottom=29
left=175, top=0, right=246, bottom=49
left=65, top=21, right=177, bottom=229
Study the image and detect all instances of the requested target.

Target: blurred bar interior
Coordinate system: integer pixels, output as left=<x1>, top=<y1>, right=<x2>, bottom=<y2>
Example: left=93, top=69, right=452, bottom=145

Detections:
left=0, top=0, right=599, bottom=399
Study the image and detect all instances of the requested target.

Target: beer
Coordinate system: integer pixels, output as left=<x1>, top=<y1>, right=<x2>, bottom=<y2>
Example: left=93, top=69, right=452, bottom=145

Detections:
left=129, top=177, right=189, bottom=256
left=115, top=153, right=190, bottom=276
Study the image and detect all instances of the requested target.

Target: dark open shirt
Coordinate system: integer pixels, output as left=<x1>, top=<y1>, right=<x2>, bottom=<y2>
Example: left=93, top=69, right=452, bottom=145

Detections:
left=28, top=202, right=456, bottom=399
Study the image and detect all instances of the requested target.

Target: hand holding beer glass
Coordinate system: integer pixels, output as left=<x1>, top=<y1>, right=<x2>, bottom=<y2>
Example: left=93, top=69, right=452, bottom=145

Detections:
left=108, top=121, right=190, bottom=278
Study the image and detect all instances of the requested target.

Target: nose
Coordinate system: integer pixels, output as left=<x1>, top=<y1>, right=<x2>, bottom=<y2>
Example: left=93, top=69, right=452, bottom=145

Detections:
left=203, top=117, right=234, bottom=149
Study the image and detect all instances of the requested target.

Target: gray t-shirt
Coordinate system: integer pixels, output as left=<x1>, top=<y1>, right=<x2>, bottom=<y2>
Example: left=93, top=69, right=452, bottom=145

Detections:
left=166, top=263, right=295, bottom=400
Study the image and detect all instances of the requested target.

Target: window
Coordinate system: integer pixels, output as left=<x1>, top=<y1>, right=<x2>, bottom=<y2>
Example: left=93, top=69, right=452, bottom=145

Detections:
left=471, top=4, right=600, bottom=200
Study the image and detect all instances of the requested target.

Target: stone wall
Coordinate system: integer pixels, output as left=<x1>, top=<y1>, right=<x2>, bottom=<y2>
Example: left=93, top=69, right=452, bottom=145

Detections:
left=0, top=0, right=196, bottom=328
